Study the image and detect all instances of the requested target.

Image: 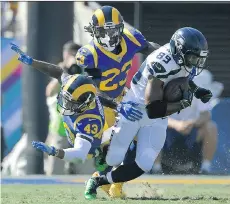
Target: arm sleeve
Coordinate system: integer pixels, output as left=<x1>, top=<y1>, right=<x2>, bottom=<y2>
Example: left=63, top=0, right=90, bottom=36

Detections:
left=63, top=136, right=91, bottom=162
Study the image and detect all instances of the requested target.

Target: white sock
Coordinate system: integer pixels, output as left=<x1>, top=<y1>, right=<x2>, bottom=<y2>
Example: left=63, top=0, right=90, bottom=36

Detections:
left=106, top=171, right=114, bottom=184
left=201, top=160, right=211, bottom=172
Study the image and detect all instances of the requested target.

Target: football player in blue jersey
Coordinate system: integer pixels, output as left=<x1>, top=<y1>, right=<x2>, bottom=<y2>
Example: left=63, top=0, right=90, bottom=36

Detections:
left=10, top=43, right=143, bottom=179
left=76, top=5, right=160, bottom=197
left=78, top=5, right=160, bottom=130
left=33, top=74, right=107, bottom=163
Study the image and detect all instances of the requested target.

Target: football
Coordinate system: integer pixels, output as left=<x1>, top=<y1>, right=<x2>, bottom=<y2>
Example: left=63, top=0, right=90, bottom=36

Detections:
left=163, top=77, right=189, bottom=102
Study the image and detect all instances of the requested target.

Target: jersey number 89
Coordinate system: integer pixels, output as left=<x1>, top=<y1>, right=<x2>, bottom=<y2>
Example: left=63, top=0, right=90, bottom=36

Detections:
left=132, top=52, right=171, bottom=84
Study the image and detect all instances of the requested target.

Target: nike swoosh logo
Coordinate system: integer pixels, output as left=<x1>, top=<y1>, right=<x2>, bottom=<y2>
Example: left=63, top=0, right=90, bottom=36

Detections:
left=88, top=118, right=96, bottom=122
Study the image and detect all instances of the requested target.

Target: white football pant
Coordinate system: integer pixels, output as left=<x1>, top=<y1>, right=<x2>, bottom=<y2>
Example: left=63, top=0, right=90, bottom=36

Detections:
left=106, top=90, right=168, bottom=172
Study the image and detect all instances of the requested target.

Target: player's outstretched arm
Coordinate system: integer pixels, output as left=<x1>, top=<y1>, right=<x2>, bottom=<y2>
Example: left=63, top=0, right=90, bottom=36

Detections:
left=32, top=59, right=63, bottom=80
left=31, top=141, right=64, bottom=158
left=145, top=76, right=193, bottom=119
left=32, top=134, right=94, bottom=162
left=31, top=141, right=82, bottom=161
left=10, top=43, right=63, bottom=80
left=139, top=41, right=161, bottom=55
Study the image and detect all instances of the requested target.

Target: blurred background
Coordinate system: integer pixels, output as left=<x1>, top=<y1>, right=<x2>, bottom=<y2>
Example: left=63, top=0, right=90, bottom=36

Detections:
left=1, top=1, right=230, bottom=176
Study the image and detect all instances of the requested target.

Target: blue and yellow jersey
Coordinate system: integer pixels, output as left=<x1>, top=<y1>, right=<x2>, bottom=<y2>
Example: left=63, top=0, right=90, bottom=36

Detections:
left=62, top=96, right=105, bottom=157
left=76, top=28, right=148, bottom=100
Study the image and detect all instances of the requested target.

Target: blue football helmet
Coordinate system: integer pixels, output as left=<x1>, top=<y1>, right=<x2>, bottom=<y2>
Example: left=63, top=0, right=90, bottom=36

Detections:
left=170, top=27, right=209, bottom=75
left=85, top=6, right=124, bottom=52
left=57, top=74, right=97, bottom=116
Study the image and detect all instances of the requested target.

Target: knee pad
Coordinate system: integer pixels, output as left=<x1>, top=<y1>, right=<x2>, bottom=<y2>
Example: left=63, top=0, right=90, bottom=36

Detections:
left=135, top=148, right=160, bottom=172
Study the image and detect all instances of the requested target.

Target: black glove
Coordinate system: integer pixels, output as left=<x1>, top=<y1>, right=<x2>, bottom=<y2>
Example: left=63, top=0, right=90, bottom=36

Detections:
left=180, top=87, right=193, bottom=109
left=67, top=64, right=83, bottom=75
left=195, top=87, right=212, bottom=103
left=189, top=80, right=212, bottom=103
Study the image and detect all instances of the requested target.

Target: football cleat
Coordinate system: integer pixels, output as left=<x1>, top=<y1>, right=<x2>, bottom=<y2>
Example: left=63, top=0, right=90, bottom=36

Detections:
left=92, top=171, right=111, bottom=196
left=109, top=183, right=126, bottom=199
left=84, top=178, right=98, bottom=200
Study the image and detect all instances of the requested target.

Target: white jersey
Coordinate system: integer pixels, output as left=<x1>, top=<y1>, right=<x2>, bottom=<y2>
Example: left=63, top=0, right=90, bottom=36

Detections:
left=130, top=43, right=189, bottom=105
left=107, top=45, right=190, bottom=172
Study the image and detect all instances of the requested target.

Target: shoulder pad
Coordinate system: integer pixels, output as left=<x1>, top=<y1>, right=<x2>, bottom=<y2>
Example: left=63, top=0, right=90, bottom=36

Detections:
left=147, top=57, right=181, bottom=79
left=123, top=28, right=147, bottom=48
left=74, top=114, right=103, bottom=139
left=76, top=44, right=98, bottom=68
left=146, top=47, right=180, bottom=79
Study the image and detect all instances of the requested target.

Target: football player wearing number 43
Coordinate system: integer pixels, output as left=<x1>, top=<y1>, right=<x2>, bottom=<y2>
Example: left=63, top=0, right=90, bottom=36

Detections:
left=84, top=27, right=213, bottom=200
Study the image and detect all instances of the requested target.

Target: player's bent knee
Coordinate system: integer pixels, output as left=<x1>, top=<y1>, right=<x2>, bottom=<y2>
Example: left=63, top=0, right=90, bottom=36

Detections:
left=106, top=148, right=126, bottom=166
left=135, top=148, right=160, bottom=172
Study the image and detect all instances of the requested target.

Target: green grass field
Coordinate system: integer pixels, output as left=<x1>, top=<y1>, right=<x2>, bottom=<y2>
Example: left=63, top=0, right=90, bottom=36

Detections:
left=2, top=175, right=230, bottom=204
left=2, top=183, right=230, bottom=204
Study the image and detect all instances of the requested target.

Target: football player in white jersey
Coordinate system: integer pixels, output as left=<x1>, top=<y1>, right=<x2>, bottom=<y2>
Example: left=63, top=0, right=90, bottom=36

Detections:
left=84, top=27, right=213, bottom=199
